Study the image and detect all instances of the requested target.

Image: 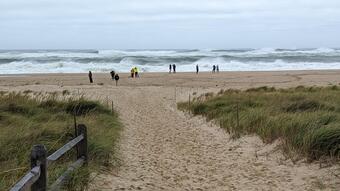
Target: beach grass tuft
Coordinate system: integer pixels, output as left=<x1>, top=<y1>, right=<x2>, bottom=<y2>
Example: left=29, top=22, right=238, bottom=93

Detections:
left=178, top=85, right=340, bottom=161
left=0, top=92, right=121, bottom=190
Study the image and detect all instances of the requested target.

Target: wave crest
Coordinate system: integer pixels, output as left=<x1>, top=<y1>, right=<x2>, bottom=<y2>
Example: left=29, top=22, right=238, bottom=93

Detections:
left=1, top=48, right=340, bottom=74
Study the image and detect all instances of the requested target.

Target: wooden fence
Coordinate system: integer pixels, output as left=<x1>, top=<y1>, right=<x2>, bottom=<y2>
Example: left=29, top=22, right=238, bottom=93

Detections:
left=10, top=124, right=88, bottom=191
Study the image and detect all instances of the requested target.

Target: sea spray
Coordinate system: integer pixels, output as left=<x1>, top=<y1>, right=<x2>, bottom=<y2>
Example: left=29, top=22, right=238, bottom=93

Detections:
left=1, top=48, right=340, bottom=74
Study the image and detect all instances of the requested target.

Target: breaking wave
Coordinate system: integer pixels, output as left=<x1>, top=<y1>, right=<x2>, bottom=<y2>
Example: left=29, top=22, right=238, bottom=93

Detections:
left=1, top=48, right=340, bottom=74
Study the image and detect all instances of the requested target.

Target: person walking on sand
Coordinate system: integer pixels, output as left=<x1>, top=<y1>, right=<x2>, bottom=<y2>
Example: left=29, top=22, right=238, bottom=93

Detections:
left=88, top=71, right=93, bottom=83
left=114, top=73, right=120, bottom=86
left=110, top=70, right=115, bottom=80
left=169, top=64, right=172, bottom=73
left=212, top=65, right=216, bottom=73
left=130, top=68, right=135, bottom=78
left=134, top=67, right=139, bottom=78
left=196, top=64, right=199, bottom=74
left=172, top=64, right=176, bottom=73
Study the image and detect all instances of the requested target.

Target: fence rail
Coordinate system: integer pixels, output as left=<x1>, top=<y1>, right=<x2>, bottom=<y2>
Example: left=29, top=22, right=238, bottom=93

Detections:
left=10, top=124, right=88, bottom=191
left=10, top=166, right=41, bottom=191
left=47, top=134, right=84, bottom=162
left=49, top=157, right=85, bottom=191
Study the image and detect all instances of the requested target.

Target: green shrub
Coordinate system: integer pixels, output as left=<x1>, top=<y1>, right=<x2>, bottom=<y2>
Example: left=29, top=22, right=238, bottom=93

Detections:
left=178, top=85, right=340, bottom=161
left=308, top=127, right=340, bottom=159
left=0, top=92, right=121, bottom=190
left=62, top=90, right=70, bottom=96
left=282, top=99, right=323, bottom=112
left=192, top=103, right=208, bottom=115
left=66, top=99, right=107, bottom=116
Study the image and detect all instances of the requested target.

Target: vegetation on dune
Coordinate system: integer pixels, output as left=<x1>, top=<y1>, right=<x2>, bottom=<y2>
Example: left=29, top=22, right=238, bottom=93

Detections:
left=0, top=92, right=121, bottom=190
left=178, top=86, right=340, bottom=161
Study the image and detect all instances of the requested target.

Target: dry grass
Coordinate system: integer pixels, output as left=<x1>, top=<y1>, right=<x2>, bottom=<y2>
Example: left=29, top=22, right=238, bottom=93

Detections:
left=178, top=86, right=340, bottom=161
left=0, top=92, right=121, bottom=190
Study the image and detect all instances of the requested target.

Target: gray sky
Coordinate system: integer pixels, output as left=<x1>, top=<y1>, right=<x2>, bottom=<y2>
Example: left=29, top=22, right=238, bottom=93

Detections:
left=0, top=0, right=340, bottom=49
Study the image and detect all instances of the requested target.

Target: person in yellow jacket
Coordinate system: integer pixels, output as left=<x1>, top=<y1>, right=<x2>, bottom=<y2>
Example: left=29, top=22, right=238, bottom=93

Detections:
left=134, top=67, right=139, bottom=78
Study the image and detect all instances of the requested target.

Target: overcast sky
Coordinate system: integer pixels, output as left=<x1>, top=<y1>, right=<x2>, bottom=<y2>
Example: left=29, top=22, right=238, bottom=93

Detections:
left=0, top=0, right=340, bottom=49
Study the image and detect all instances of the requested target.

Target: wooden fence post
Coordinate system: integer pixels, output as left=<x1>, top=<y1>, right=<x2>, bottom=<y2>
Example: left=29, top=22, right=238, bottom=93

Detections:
left=236, top=102, right=240, bottom=128
left=111, top=101, right=114, bottom=114
left=73, top=113, right=77, bottom=136
left=174, top=86, right=176, bottom=103
left=106, top=96, right=109, bottom=108
left=76, top=124, right=88, bottom=164
left=31, top=145, right=47, bottom=191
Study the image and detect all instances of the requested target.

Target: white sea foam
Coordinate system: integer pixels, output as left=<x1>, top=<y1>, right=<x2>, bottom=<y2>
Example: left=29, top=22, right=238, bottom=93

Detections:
left=1, top=49, right=340, bottom=74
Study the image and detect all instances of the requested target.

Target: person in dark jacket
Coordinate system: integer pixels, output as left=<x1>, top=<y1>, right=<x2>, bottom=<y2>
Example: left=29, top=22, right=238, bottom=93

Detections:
left=130, top=68, right=135, bottom=78
left=172, top=64, right=176, bottom=73
left=114, top=74, right=120, bottom=86
left=88, top=71, right=93, bottom=83
left=169, top=64, right=172, bottom=73
left=196, top=64, right=199, bottom=74
left=110, top=71, right=115, bottom=80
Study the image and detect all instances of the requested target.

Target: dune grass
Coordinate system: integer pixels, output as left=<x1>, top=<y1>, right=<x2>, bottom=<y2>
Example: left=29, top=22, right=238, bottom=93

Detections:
left=178, top=86, right=340, bottom=161
left=0, top=92, right=121, bottom=190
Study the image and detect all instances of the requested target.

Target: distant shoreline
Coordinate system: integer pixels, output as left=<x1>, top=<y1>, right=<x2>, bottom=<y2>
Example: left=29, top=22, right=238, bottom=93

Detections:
left=1, top=69, right=340, bottom=90
left=2, top=68, right=340, bottom=76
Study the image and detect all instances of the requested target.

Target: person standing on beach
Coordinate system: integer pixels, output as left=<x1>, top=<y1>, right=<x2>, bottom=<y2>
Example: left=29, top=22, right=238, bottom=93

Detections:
left=110, top=71, right=115, bottom=80
left=114, top=73, right=120, bottom=86
left=173, top=64, right=176, bottom=73
left=212, top=65, right=216, bottom=73
left=134, top=67, right=139, bottom=78
left=196, top=64, right=199, bottom=74
left=130, top=68, right=135, bottom=78
left=217, top=65, right=219, bottom=73
left=88, top=71, right=93, bottom=83
left=169, top=64, right=172, bottom=73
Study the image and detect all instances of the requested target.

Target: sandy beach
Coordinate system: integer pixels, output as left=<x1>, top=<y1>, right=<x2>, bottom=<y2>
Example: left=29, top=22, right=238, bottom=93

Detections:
left=2, top=70, right=340, bottom=89
left=1, top=70, right=340, bottom=190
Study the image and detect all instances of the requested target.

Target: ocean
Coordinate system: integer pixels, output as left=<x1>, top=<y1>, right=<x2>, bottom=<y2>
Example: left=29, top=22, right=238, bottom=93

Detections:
left=1, top=48, right=340, bottom=74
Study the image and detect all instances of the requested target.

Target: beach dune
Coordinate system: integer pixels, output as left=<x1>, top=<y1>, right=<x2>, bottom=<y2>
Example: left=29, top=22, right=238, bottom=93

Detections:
left=1, top=70, right=340, bottom=190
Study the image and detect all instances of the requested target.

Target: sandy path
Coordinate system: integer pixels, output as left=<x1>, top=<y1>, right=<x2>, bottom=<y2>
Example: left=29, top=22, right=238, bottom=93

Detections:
left=87, top=86, right=338, bottom=191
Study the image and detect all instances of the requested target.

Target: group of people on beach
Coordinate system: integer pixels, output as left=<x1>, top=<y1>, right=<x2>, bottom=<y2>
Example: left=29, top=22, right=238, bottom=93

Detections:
left=212, top=65, right=220, bottom=73
left=195, top=64, right=221, bottom=74
left=169, top=64, right=177, bottom=73
left=170, top=64, right=220, bottom=74
left=110, top=70, right=120, bottom=81
left=88, top=67, right=140, bottom=85
left=88, top=70, right=120, bottom=86
left=130, top=67, right=140, bottom=78
left=88, top=64, right=219, bottom=85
